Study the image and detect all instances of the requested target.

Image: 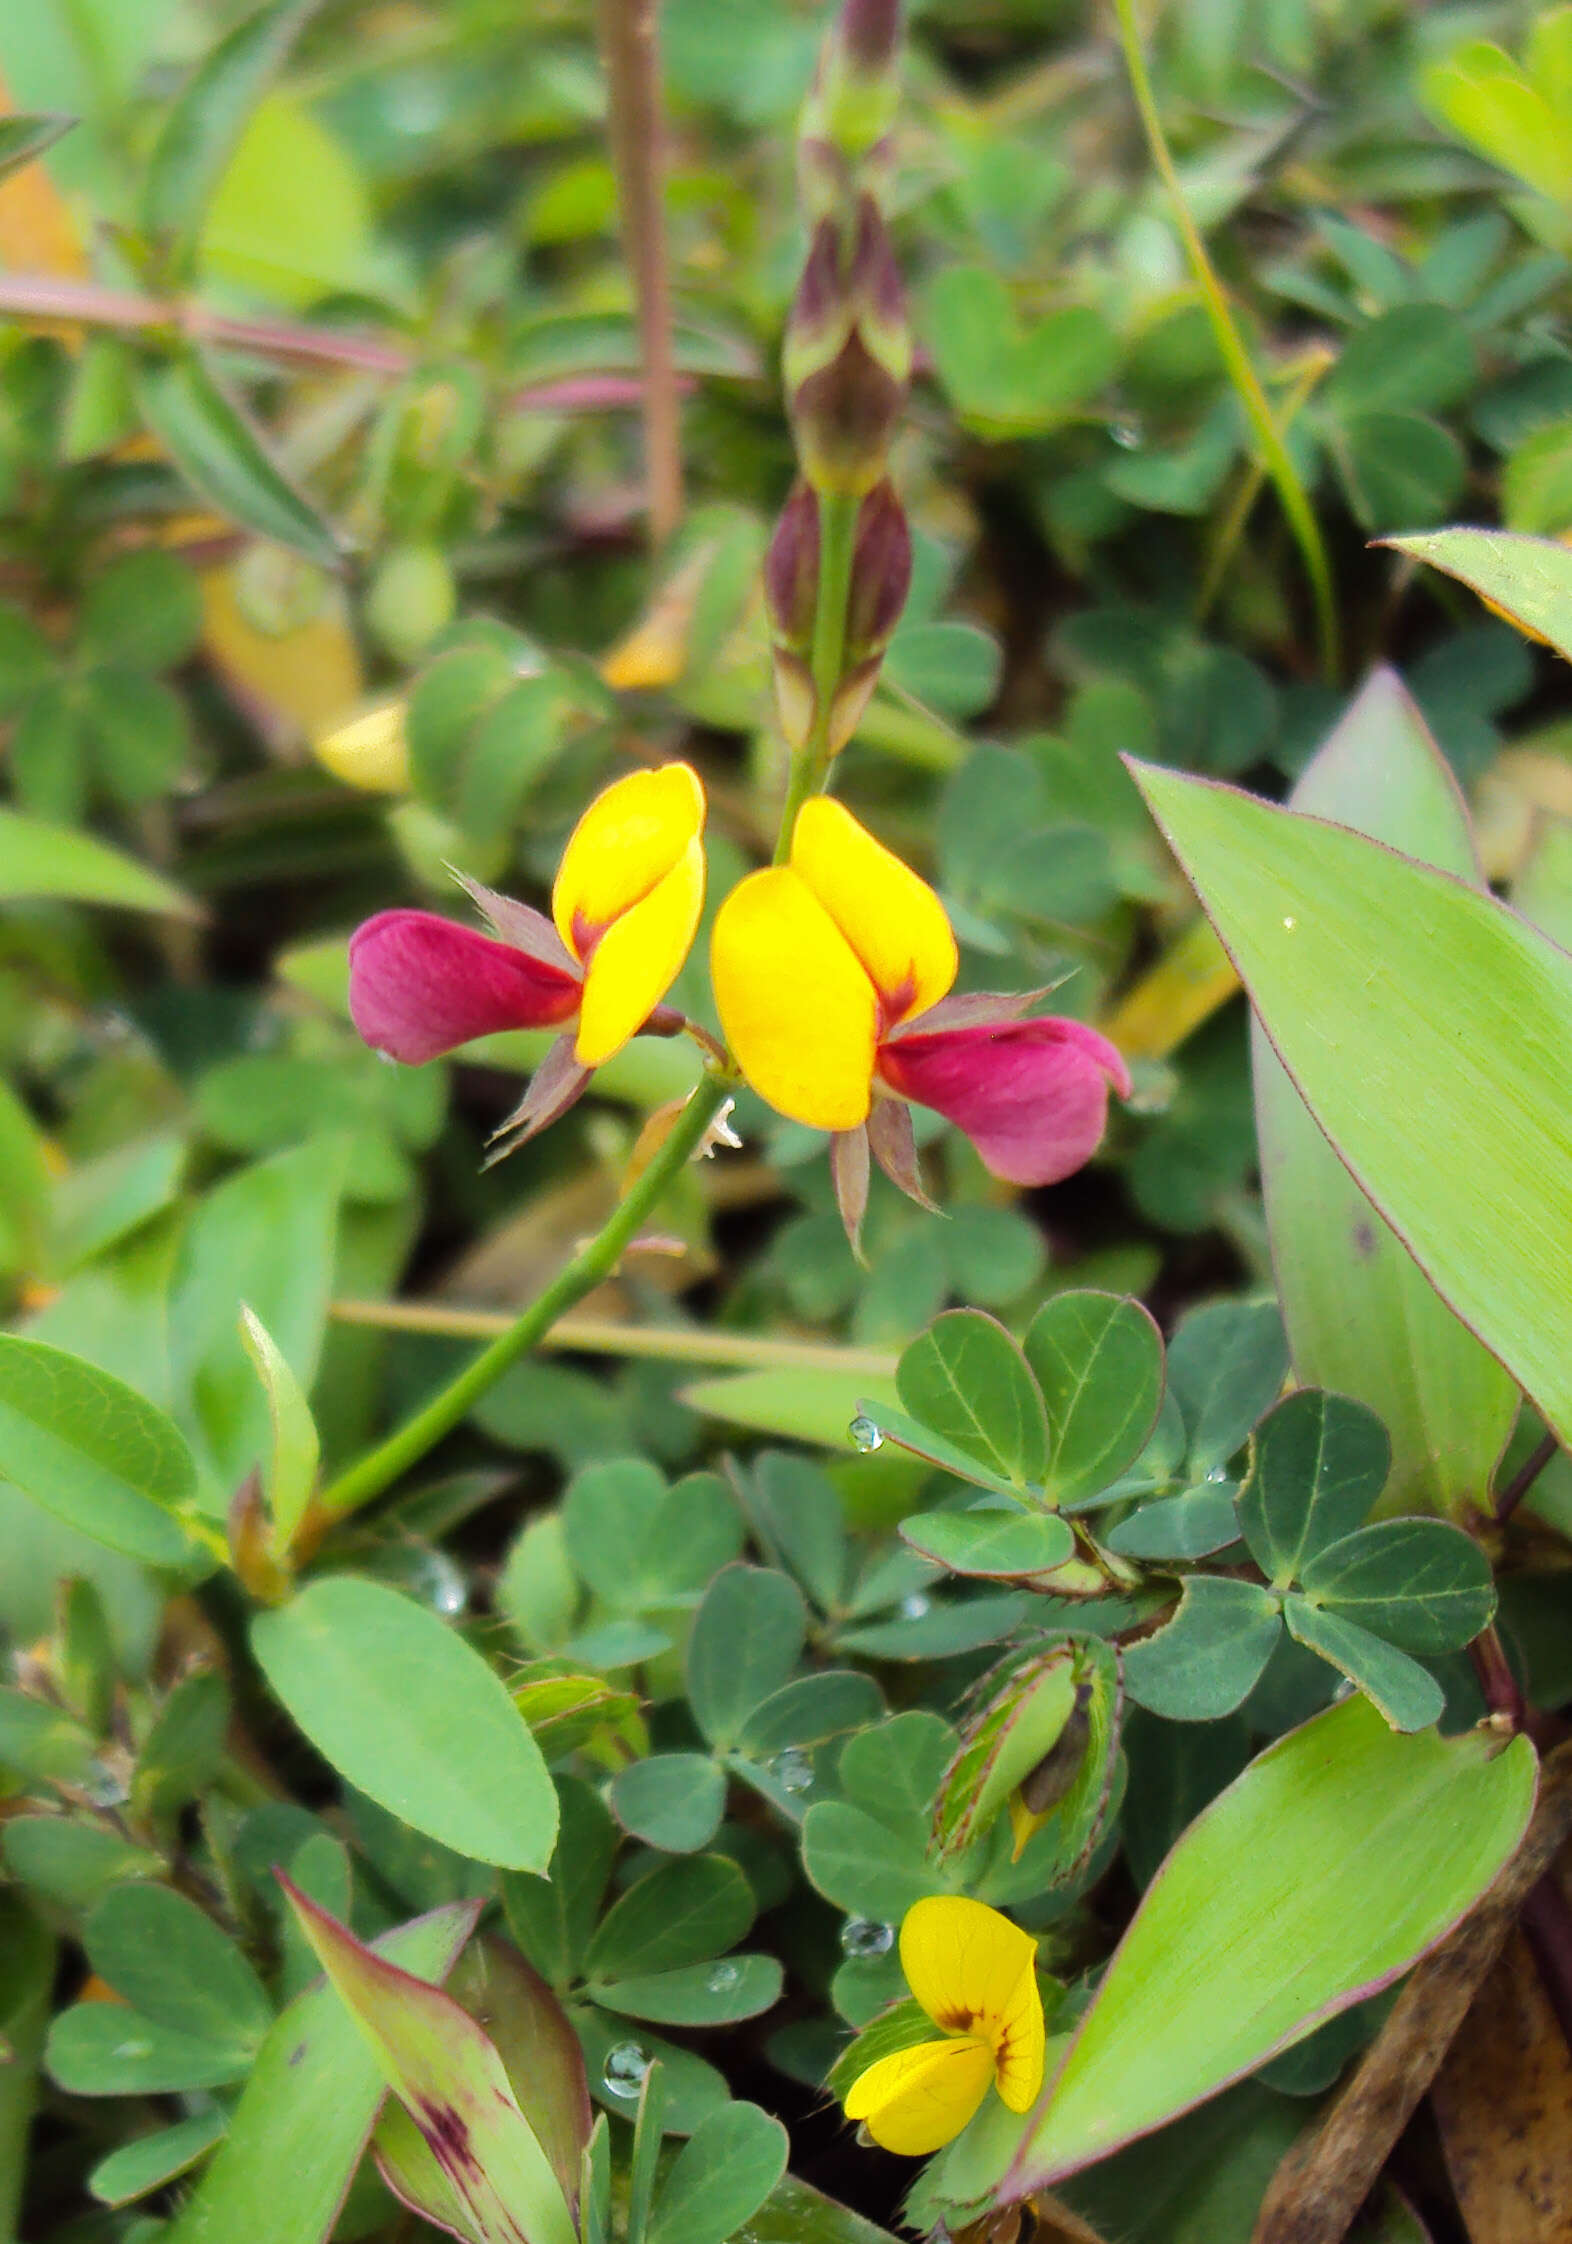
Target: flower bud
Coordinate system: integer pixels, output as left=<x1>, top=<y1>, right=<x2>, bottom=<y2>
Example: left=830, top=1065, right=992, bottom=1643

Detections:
left=800, top=0, right=904, bottom=183
left=844, top=479, right=911, bottom=664
left=763, top=481, right=820, bottom=655
left=784, top=197, right=910, bottom=497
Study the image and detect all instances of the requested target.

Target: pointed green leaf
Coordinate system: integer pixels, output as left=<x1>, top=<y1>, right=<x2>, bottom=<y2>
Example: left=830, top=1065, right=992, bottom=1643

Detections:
left=1236, top=1389, right=1391, bottom=1587
left=0, top=806, right=194, bottom=915
left=584, top=1855, right=754, bottom=1982
left=136, top=349, right=341, bottom=568
left=163, top=1901, right=477, bottom=2244
left=239, top=1303, right=320, bottom=1555
left=0, top=112, right=75, bottom=182
left=1122, top=1578, right=1282, bottom=1721
left=90, top=2109, right=228, bottom=2208
left=1134, top=760, right=1572, bottom=1451
left=1009, top=1696, right=1537, bottom=2190
left=0, top=1335, right=199, bottom=1566
left=252, top=1577, right=558, bottom=1871
left=1299, top=1519, right=1496, bottom=1652
left=375, top=2100, right=482, bottom=2242
left=1254, top=670, right=1518, bottom=1516
left=1388, top=526, right=1572, bottom=663
left=897, top=1311, right=1050, bottom=1489
left=85, top=1883, right=272, bottom=2055
left=1282, top=1598, right=1444, bottom=1733
left=1025, top=1292, right=1166, bottom=1506
left=281, top=1878, right=576, bottom=2244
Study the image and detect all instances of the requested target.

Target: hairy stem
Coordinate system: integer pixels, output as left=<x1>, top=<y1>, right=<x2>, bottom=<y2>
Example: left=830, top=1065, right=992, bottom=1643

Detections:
left=597, top=0, right=684, bottom=545
left=313, top=1072, right=731, bottom=1522
left=1111, top=0, right=1339, bottom=680
left=774, top=487, right=860, bottom=862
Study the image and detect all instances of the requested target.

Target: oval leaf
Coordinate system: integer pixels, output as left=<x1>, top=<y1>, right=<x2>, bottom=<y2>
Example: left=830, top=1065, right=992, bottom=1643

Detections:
left=1122, top=1578, right=1282, bottom=1721
left=1024, top=1292, right=1165, bottom=1507
left=137, top=349, right=342, bottom=568
left=0, top=1336, right=198, bottom=1566
left=897, top=1311, right=1050, bottom=1491
left=1299, top=1518, right=1496, bottom=1653
left=252, top=1576, right=557, bottom=1871
left=898, top=1508, right=1074, bottom=1579
left=1236, top=1388, right=1391, bottom=1587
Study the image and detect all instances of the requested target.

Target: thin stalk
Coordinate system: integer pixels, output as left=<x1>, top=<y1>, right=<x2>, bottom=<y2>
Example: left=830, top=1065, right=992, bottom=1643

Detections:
left=330, top=1298, right=899, bottom=1379
left=597, top=0, right=684, bottom=546
left=315, top=1073, right=731, bottom=1520
left=1496, top=1427, right=1559, bottom=1521
left=1111, top=0, right=1339, bottom=680
left=774, top=487, right=860, bottom=862
left=1194, top=347, right=1332, bottom=627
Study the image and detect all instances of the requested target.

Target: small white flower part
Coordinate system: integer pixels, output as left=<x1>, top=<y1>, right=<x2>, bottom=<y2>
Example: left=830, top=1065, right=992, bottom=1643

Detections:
left=698, top=1097, right=743, bottom=1159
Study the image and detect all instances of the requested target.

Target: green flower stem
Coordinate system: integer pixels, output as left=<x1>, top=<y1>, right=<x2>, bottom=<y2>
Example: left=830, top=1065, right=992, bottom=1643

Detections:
left=313, top=1069, right=732, bottom=1522
left=774, top=485, right=862, bottom=863
left=1111, top=0, right=1340, bottom=681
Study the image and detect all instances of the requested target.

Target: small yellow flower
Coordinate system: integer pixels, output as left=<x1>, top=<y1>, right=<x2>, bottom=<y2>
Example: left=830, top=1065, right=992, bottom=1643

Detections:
left=843, top=1897, right=1046, bottom=2156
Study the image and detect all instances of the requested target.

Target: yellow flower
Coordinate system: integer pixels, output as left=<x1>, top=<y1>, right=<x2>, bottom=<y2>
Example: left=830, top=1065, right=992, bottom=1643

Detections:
left=843, top=1897, right=1046, bottom=2156
left=312, top=698, right=410, bottom=794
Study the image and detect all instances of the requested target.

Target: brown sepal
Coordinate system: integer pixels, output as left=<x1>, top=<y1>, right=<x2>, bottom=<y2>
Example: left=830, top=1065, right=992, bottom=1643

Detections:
left=483, top=1034, right=592, bottom=1167
left=830, top=1124, right=871, bottom=1262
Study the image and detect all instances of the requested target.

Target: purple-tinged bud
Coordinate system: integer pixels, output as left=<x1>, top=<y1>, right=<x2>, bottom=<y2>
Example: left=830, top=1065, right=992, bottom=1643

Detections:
left=763, top=482, right=821, bottom=654
left=801, top=0, right=904, bottom=175
left=784, top=198, right=910, bottom=496
left=844, top=479, right=911, bottom=661
left=772, top=649, right=818, bottom=750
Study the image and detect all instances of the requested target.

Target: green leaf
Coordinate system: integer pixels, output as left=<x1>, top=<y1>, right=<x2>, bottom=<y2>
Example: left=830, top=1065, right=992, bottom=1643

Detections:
left=800, top=1802, right=942, bottom=1922
left=136, top=348, right=341, bottom=568
left=282, top=1879, right=576, bottom=2244
left=86, top=1883, right=272, bottom=2056
left=1010, top=1695, right=1537, bottom=2189
left=81, top=668, right=190, bottom=807
left=1024, top=1292, right=1166, bottom=1508
left=897, top=1311, right=1050, bottom=1491
left=89, top=2108, right=227, bottom=2208
left=1134, top=759, right=1572, bottom=1450
left=933, top=1642, right=1080, bottom=1857
left=160, top=1901, right=477, bottom=2242
left=2, top=1817, right=161, bottom=1910
left=748, top=2176, right=903, bottom=2244
left=0, top=111, right=75, bottom=182
left=591, top=1955, right=783, bottom=2028
left=141, top=0, right=319, bottom=269
left=0, top=1335, right=198, bottom=1565
left=1122, top=1578, right=1282, bottom=1721
left=1166, top=1299, right=1289, bottom=1478
left=1253, top=670, right=1518, bottom=1518
left=1333, top=410, right=1465, bottom=532
left=1282, top=1599, right=1444, bottom=1733
left=77, top=548, right=203, bottom=671
left=609, top=1754, right=727, bottom=1855
left=0, top=804, right=195, bottom=915
left=647, top=2102, right=788, bottom=2244
left=585, top=1854, right=754, bottom=1981
left=883, top=622, right=1001, bottom=720
left=0, top=1687, right=96, bottom=1785
left=575, top=2011, right=729, bottom=2137
left=133, top=1668, right=230, bottom=1819
left=685, top=1564, right=806, bottom=1750
left=924, top=268, right=1117, bottom=437
left=1324, top=307, right=1476, bottom=419
left=1299, top=1518, right=1496, bottom=1653
left=1386, top=527, right=1572, bottom=664
left=853, top=1397, right=1028, bottom=1501
left=1236, top=1390, right=1391, bottom=1588
left=1105, top=1485, right=1240, bottom=1560
left=252, top=1576, right=558, bottom=1871
left=680, top=1364, right=900, bottom=1452
left=46, top=2004, right=252, bottom=2096
left=562, top=1460, right=743, bottom=1608
left=501, top=1778, right=615, bottom=1989
left=239, top=1304, right=320, bottom=1556
left=735, top=1669, right=884, bottom=1756
left=898, top=1507, right=1074, bottom=1578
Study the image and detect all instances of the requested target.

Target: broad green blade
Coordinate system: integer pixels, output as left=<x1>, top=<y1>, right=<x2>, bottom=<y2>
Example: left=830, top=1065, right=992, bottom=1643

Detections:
left=1009, top=1696, right=1535, bottom=2190
left=1135, top=759, right=1572, bottom=1448
left=1387, top=527, right=1572, bottom=662
left=1252, top=670, right=1517, bottom=1513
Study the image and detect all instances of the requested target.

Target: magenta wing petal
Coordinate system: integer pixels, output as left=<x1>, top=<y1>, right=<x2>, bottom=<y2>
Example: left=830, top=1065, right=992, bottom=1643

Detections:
left=878, top=1018, right=1131, bottom=1188
left=348, top=910, right=581, bottom=1065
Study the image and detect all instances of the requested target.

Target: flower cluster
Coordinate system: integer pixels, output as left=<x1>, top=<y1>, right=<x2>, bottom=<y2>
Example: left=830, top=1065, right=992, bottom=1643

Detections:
left=844, top=1897, right=1046, bottom=2155
left=345, top=766, right=1128, bottom=1225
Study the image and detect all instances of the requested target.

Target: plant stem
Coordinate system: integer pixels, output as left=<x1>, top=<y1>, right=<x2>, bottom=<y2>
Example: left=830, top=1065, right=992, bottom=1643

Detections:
left=314, top=1072, right=731, bottom=1521
left=1194, top=346, right=1332, bottom=627
left=774, top=487, right=860, bottom=862
left=330, top=1298, right=899, bottom=1379
left=597, top=0, right=684, bottom=546
left=1111, top=0, right=1340, bottom=681
left=1496, top=1426, right=1559, bottom=1521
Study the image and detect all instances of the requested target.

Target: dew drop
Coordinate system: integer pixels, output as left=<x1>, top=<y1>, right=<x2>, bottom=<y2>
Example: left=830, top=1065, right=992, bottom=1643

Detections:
left=1111, top=413, right=1144, bottom=449
left=112, top=2041, right=152, bottom=2061
left=849, top=1416, right=885, bottom=1453
left=771, top=1747, right=814, bottom=1795
left=899, top=1592, right=931, bottom=1621
left=706, top=1959, right=741, bottom=1992
left=1204, top=1466, right=1230, bottom=1483
left=1282, top=916, right=1297, bottom=931
left=840, top=1917, right=895, bottom=1958
left=80, top=1762, right=129, bottom=1808
left=602, top=2041, right=650, bottom=2097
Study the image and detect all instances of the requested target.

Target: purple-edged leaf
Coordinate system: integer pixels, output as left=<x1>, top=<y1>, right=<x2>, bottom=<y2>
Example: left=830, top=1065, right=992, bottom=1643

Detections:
left=161, top=1902, right=478, bottom=2244
left=279, top=1880, right=576, bottom=2244
left=457, top=1941, right=592, bottom=2211
left=1007, top=1694, right=1537, bottom=2193
left=377, top=2103, right=481, bottom=2244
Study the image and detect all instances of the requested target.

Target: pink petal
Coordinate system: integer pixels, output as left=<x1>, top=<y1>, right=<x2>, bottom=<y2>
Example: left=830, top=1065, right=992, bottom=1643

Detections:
left=877, top=1018, right=1131, bottom=1188
left=348, top=910, right=581, bottom=1065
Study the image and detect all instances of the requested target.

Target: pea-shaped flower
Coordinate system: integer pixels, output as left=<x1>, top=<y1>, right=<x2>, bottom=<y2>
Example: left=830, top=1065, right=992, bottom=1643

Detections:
left=710, top=798, right=1128, bottom=1241
left=349, top=763, right=706, bottom=1154
left=844, top=1897, right=1046, bottom=2155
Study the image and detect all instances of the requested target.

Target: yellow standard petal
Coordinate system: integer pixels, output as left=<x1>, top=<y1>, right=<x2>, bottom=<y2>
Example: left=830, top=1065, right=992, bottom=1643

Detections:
left=575, top=838, right=705, bottom=1066
left=843, top=2036, right=995, bottom=2157
left=791, top=796, right=957, bottom=1028
left=899, top=1896, right=1043, bottom=2110
left=710, top=867, right=878, bottom=1131
left=553, top=762, right=706, bottom=960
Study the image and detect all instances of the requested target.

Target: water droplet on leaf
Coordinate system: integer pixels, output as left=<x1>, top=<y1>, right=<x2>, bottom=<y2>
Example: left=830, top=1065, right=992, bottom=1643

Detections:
left=849, top=1416, right=884, bottom=1452
left=840, top=1917, right=895, bottom=1958
left=603, top=2041, right=650, bottom=2096
left=706, top=1959, right=741, bottom=1991
left=771, top=1747, right=814, bottom=1794
left=899, top=1592, right=931, bottom=1620
left=1111, top=413, right=1144, bottom=449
